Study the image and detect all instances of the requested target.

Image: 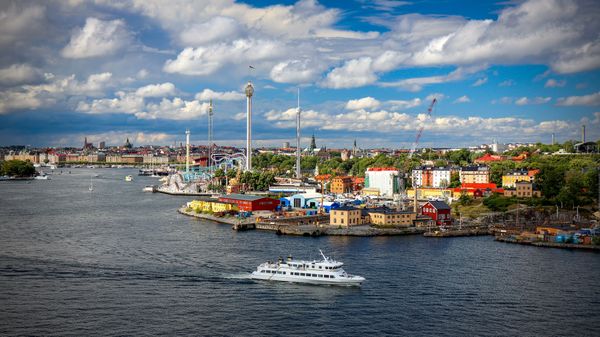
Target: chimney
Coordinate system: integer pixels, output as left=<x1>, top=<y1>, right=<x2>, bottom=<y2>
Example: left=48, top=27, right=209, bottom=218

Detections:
left=581, top=125, right=586, bottom=143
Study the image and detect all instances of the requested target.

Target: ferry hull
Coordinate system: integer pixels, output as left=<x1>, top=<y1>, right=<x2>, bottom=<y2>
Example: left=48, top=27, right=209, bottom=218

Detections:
left=250, top=272, right=364, bottom=287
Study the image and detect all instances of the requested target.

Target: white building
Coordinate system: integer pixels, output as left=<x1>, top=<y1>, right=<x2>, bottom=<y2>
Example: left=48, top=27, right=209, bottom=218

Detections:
left=365, top=167, right=400, bottom=197
left=412, top=166, right=451, bottom=188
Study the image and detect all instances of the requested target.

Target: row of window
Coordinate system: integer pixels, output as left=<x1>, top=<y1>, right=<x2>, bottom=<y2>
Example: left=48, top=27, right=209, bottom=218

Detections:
left=261, top=270, right=336, bottom=278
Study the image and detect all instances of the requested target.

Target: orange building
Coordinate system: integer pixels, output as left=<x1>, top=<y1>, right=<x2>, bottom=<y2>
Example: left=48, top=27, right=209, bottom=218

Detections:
left=330, top=176, right=353, bottom=194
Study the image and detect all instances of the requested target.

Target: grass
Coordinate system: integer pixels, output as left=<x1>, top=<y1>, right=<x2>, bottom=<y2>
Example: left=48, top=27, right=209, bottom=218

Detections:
left=453, top=199, right=492, bottom=219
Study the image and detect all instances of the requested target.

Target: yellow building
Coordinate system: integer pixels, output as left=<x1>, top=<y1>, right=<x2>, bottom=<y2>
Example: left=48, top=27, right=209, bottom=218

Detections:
left=502, top=170, right=536, bottom=188
left=188, top=200, right=238, bottom=213
left=406, top=188, right=453, bottom=200
left=361, top=187, right=380, bottom=196
left=503, top=181, right=541, bottom=198
left=368, top=209, right=416, bottom=227
left=460, top=166, right=490, bottom=184
left=329, top=206, right=361, bottom=227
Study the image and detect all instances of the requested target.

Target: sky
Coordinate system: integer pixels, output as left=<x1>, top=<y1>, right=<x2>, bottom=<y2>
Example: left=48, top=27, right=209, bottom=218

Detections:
left=0, top=0, right=599, bottom=149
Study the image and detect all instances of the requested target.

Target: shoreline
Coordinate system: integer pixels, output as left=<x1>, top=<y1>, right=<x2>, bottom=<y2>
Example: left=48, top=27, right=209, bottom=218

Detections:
left=495, top=236, right=600, bottom=251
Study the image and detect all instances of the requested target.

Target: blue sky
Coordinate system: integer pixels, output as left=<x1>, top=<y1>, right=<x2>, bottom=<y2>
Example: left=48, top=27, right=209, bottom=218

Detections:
left=0, top=0, right=598, bottom=148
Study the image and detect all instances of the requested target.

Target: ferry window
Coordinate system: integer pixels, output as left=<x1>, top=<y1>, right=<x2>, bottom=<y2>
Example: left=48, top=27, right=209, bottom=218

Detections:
left=300, top=273, right=305, bottom=276
left=319, top=266, right=322, bottom=269
left=318, top=275, right=323, bottom=278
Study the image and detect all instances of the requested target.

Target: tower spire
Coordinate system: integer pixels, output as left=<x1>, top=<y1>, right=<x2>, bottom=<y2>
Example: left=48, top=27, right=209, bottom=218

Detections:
left=245, top=81, right=254, bottom=171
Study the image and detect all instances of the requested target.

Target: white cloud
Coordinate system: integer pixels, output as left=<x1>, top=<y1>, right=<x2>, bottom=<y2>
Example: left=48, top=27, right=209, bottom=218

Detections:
left=270, top=59, right=323, bottom=84
left=515, top=96, right=551, bottom=105
left=499, top=80, right=515, bottom=87
left=556, top=92, right=600, bottom=106
left=345, top=97, right=381, bottom=110
left=195, top=89, right=244, bottom=101
left=453, top=95, right=471, bottom=103
left=135, top=82, right=176, bottom=98
left=380, top=65, right=485, bottom=91
left=321, top=57, right=378, bottom=89
left=385, top=98, right=422, bottom=110
left=0, top=64, right=43, bottom=85
left=136, top=98, right=209, bottom=120
left=544, top=79, right=566, bottom=88
left=472, top=77, right=487, bottom=87
left=179, top=16, right=240, bottom=46
left=163, top=39, right=286, bottom=76
left=62, top=17, right=131, bottom=59
left=76, top=91, right=144, bottom=115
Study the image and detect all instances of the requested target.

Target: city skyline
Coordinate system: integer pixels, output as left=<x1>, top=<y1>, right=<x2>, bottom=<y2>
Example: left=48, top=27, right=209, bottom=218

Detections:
left=0, top=0, right=599, bottom=148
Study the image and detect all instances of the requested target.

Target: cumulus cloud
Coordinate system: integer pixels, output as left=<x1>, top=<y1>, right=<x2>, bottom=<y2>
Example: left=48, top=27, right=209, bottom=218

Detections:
left=556, top=92, right=600, bottom=106
left=62, top=18, right=131, bottom=59
left=345, top=97, right=381, bottom=110
left=544, top=79, right=566, bottom=88
left=135, top=83, right=176, bottom=97
left=0, top=4, right=45, bottom=47
left=453, top=95, right=471, bottom=103
left=179, top=16, right=240, bottom=46
left=137, top=98, right=209, bottom=120
left=195, top=89, right=244, bottom=101
left=515, top=96, right=552, bottom=105
left=321, top=57, right=378, bottom=89
left=164, top=39, right=286, bottom=75
left=0, top=64, right=43, bottom=85
left=270, top=59, right=323, bottom=84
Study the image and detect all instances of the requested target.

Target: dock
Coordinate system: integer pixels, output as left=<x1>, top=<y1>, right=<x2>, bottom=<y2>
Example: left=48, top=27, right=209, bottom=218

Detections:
left=423, top=227, right=491, bottom=237
left=495, top=236, right=600, bottom=251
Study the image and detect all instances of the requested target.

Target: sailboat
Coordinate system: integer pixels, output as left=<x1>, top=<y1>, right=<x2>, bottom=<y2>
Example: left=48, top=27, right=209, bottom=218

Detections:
left=89, top=176, right=94, bottom=192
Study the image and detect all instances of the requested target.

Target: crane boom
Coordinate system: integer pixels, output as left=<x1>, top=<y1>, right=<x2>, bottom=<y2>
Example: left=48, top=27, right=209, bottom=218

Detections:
left=408, top=98, right=437, bottom=159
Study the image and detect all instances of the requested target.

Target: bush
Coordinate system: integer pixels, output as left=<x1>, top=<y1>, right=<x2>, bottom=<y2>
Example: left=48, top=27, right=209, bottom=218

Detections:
left=2, top=160, right=35, bottom=177
left=483, top=194, right=517, bottom=212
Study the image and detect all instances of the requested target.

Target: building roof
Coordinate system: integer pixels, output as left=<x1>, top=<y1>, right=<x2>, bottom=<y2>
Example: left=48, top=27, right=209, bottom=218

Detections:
left=334, top=205, right=359, bottom=211
left=424, top=200, right=451, bottom=210
left=461, top=165, right=489, bottom=172
left=220, top=194, right=270, bottom=201
left=474, top=153, right=504, bottom=162
left=460, top=183, right=498, bottom=189
left=366, top=167, right=398, bottom=172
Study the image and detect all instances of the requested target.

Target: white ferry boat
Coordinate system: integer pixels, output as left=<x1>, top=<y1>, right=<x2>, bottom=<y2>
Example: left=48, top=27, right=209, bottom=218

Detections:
left=250, top=250, right=365, bottom=286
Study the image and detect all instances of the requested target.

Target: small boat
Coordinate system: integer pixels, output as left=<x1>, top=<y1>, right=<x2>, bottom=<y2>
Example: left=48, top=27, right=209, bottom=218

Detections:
left=250, top=250, right=365, bottom=286
left=125, top=175, right=133, bottom=182
left=143, top=185, right=155, bottom=192
left=35, top=172, right=50, bottom=180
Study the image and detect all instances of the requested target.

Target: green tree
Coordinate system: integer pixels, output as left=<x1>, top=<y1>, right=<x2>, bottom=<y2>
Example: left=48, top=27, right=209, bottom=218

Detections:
left=449, top=171, right=461, bottom=188
left=2, top=160, right=35, bottom=177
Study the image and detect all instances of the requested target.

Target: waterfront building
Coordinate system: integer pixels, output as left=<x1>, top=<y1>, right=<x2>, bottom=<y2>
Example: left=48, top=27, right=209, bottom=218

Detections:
left=503, top=181, right=541, bottom=198
left=283, top=192, right=323, bottom=208
left=4, top=151, right=39, bottom=163
left=106, top=155, right=122, bottom=163
left=218, top=194, right=279, bottom=212
left=406, top=187, right=453, bottom=200
left=364, top=167, right=400, bottom=197
left=420, top=200, right=452, bottom=226
left=368, top=209, right=416, bottom=227
left=120, top=154, right=143, bottom=164
left=329, top=206, right=361, bottom=227
left=459, top=165, right=490, bottom=184
left=502, top=169, right=538, bottom=188
left=330, top=176, right=353, bottom=194
left=187, top=200, right=238, bottom=213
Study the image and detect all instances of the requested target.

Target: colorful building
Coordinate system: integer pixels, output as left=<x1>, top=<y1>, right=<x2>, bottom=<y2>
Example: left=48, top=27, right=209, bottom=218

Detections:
left=218, top=194, right=280, bottom=212
left=368, top=209, right=417, bottom=227
left=365, top=167, right=400, bottom=197
left=412, top=166, right=451, bottom=188
left=330, top=176, right=353, bottom=194
left=459, top=165, right=490, bottom=184
left=187, top=200, right=238, bottom=213
left=329, top=206, right=361, bottom=227
left=502, top=169, right=538, bottom=188
left=503, top=181, right=541, bottom=198
left=421, top=200, right=452, bottom=226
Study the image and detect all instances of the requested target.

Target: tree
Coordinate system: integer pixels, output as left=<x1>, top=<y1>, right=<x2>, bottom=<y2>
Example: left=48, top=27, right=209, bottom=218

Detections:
left=449, top=171, right=461, bottom=188
left=1, top=160, right=35, bottom=177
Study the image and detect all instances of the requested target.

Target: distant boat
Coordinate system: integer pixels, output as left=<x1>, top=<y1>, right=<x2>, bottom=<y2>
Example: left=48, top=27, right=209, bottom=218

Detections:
left=143, top=185, right=156, bottom=192
left=34, top=175, right=49, bottom=180
left=125, top=175, right=133, bottom=182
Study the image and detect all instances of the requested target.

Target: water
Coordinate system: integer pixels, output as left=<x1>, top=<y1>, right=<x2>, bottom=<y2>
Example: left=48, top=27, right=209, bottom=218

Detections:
left=0, top=168, right=599, bottom=336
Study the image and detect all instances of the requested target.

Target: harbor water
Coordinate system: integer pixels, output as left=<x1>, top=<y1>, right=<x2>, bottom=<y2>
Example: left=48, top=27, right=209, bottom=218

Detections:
left=0, top=168, right=599, bottom=336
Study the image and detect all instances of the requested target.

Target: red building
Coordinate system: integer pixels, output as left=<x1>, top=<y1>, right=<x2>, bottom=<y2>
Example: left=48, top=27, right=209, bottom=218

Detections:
left=218, top=194, right=280, bottom=212
left=421, top=200, right=452, bottom=226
